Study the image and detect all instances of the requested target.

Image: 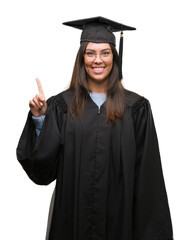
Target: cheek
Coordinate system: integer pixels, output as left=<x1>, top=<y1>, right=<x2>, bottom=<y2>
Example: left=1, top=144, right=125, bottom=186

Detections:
left=107, top=61, right=113, bottom=73
left=84, top=61, right=91, bottom=73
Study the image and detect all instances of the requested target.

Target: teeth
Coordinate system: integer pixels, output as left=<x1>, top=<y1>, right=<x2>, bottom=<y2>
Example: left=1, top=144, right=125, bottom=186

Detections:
left=93, top=68, right=104, bottom=72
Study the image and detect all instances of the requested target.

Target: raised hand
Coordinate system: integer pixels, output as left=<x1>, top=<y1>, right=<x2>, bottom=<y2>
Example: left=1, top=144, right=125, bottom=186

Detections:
left=29, top=78, right=47, bottom=117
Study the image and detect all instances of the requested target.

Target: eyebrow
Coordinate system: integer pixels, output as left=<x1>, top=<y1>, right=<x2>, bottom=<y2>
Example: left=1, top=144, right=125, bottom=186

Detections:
left=85, top=48, right=111, bottom=51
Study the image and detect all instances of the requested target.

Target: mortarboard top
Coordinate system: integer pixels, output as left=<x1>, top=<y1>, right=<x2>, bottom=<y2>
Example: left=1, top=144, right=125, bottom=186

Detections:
left=63, top=16, right=136, bottom=45
left=62, top=16, right=136, bottom=31
left=62, top=16, right=136, bottom=80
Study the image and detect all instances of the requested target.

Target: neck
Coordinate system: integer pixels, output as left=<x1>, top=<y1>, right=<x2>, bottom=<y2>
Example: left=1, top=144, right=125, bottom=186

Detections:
left=87, top=78, right=107, bottom=93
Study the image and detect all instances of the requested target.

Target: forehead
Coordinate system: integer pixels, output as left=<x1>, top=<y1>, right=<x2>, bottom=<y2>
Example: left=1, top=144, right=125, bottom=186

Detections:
left=86, top=42, right=111, bottom=51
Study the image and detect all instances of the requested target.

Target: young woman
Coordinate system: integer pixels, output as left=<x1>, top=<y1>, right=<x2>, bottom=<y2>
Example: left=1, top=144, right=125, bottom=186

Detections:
left=17, top=17, right=173, bottom=240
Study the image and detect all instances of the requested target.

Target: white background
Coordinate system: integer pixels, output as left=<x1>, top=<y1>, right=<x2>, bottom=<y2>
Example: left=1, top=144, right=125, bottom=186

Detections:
left=0, top=0, right=189, bottom=239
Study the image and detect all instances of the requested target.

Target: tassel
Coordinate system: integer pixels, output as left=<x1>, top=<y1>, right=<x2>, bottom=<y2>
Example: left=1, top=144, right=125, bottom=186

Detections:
left=118, top=31, right=123, bottom=81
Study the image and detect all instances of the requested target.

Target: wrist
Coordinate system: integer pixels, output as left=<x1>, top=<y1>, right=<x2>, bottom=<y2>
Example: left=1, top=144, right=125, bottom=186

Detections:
left=32, top=113, right=41, bottom=117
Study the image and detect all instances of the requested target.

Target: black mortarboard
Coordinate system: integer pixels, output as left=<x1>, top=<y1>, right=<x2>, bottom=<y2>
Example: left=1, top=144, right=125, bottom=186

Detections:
left=63, top=16, right=136, bottom=80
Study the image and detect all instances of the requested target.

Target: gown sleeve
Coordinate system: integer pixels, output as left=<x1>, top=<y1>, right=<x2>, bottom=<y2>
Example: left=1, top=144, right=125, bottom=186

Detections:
left=132, top=97, right=173, bottom=240
left=16, top=94, right=67, bottom=185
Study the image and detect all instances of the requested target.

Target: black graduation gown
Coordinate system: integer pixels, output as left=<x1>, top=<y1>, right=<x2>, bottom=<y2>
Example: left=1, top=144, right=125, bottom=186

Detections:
left=16, top=89, right=173, bottom=240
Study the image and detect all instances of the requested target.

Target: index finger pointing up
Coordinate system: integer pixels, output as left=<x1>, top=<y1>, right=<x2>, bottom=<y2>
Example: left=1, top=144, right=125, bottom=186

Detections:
left=35, top=78, right=44, bottom=96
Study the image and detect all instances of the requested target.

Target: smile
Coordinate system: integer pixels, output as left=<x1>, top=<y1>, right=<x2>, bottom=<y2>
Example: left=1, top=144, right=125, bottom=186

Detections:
left=92, top=67, right=105, bottom=74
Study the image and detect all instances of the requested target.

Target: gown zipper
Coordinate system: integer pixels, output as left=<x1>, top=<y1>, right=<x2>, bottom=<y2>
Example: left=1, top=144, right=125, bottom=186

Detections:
left=91, top=106, right=101, bottom=238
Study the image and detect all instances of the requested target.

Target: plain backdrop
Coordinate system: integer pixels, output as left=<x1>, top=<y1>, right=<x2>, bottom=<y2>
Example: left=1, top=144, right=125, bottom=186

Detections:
left=0, top=0, right=189, bottom=239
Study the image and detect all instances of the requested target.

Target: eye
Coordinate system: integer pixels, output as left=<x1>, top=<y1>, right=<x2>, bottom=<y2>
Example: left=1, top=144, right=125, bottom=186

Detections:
left=102, top=51, right=111, bottom=56
left=86, top=52, right=94, bottom=57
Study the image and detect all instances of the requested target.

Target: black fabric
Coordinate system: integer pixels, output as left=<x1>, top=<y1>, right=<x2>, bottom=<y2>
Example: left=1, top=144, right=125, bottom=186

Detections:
left=16, top=89, right=173, bottom=240
left=63, top=16, right=136, bottom=46
left=118, top=32, right=123, bottom=80
left=63, top=16, right=136, bottom=31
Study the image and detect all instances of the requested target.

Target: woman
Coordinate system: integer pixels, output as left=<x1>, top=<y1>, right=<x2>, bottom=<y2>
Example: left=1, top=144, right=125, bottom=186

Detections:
left=17, top=17, right=173, bottom=240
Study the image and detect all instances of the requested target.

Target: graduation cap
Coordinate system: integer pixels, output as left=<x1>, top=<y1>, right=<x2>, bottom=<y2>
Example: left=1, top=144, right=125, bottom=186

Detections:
left=63, top=16, right=136, bottom=80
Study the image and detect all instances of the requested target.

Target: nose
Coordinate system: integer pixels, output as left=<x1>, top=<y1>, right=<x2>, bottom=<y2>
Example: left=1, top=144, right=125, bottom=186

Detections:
left=94, top=54, right=103, bottom=63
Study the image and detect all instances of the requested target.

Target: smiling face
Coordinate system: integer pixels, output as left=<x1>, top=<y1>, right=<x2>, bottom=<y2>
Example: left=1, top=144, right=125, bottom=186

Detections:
left=84, top=42, right=113, bottom=86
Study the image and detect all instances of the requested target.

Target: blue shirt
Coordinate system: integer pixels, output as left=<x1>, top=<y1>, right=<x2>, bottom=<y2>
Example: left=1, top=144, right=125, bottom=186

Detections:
left=89, top=92, right=106, bottom=109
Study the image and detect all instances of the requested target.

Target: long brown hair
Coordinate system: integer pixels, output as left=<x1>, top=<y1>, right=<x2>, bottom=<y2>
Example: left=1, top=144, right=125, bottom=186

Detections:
left=68, top=42, right=125, bottom=123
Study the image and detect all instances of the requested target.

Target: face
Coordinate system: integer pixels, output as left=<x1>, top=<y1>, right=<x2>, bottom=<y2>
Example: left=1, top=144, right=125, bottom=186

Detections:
left=84, top=42, right=113, bottom=83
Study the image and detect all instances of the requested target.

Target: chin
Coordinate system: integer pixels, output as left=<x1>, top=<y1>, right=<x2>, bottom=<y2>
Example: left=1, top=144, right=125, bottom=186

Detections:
left=87, top=71, right=110, bottom=82
left=89, top=75, right=108, bottom=83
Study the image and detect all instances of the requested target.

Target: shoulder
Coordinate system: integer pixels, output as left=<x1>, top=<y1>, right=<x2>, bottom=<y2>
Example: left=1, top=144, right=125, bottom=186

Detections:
left=124, top=89, right=149, bottom=107
left=123, top=89, right=150, bottom=111
left=46, top=90, right=72, bottom=113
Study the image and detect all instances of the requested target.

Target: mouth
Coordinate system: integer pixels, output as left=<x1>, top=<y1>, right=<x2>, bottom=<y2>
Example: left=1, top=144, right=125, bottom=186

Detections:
left=92, top=67, right=105, bottom=74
